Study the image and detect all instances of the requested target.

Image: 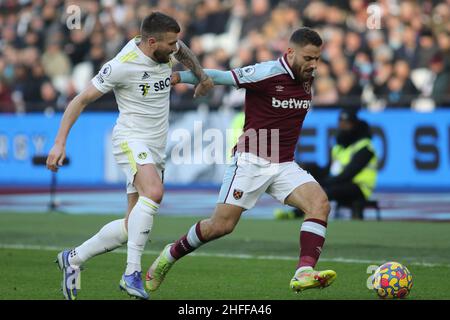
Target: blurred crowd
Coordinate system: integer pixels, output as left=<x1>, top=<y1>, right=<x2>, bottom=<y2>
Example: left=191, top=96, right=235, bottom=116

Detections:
left=0, top=0, right=449, bottom=114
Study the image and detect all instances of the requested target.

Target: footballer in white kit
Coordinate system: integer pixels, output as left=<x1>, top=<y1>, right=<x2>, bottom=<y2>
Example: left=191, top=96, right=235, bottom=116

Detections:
left=92, top=36, right=173, bottom=193
left=46, top=12, right=213, bottom=300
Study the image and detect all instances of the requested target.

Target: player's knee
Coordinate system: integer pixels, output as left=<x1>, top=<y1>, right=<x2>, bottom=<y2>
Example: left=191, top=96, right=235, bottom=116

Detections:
left=314, top=196, right=330, bottom=217
left=305, top=193, right=330, bottom=218
left=142, top=184, right=164, bottom=204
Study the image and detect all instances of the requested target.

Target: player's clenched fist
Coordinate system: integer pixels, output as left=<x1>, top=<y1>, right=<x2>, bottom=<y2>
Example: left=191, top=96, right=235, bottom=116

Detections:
left=170, top=72, right=214, bottom=98
left=46, top=143, right=66, bottom=172
left=194, top=76, right=214, bottom=98
left=170, top=72, right=181, bottom=86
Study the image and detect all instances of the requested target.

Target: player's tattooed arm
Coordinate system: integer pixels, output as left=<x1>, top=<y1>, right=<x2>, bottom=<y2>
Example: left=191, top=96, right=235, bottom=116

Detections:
left=174, top=40, right=208, bottom=80
left=174, top=40, right=214, bottom=97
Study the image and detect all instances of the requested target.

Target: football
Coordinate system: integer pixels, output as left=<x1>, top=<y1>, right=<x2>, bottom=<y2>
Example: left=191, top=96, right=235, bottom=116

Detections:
left=372, top=262, right=413, bottom=299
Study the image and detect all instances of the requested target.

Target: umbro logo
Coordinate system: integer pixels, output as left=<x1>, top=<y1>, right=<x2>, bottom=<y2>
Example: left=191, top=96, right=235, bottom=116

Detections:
left=142, top=72, right=150, bottom=80
left=275, top=85, right=284, bottom=92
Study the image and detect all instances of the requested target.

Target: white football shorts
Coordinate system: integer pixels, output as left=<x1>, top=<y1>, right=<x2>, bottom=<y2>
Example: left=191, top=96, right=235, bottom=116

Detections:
left=112, top=140, right=165, bottom=194
left=217, top=152, right=317, bottom=210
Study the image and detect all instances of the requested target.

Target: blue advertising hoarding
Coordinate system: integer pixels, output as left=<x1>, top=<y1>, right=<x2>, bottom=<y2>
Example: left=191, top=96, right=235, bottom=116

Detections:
left=296, top=110, right=450, bottom=189
left=0, top=113, right=117, bottom=185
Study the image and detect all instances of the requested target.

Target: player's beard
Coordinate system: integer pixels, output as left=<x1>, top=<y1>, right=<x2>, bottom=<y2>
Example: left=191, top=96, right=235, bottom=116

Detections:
left=153, top=48, right=171, bottom=63
left=292, top=59, right=313, bottom=83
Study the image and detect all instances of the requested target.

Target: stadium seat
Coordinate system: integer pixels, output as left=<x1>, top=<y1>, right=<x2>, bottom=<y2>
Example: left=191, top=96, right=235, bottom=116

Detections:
left=335, top=199, right=381, bottom=221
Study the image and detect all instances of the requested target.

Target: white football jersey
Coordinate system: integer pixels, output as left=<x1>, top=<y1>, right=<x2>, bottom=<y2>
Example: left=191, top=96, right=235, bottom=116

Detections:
left=91, top=36, right=178, bottom=150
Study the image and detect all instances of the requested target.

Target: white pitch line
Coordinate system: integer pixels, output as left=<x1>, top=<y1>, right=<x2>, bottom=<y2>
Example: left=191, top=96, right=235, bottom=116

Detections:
left=1, top=243, right=450, bottom=268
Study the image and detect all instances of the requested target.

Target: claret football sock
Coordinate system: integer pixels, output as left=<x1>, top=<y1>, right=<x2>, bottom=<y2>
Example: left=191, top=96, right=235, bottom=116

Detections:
left=168, top=221, right=205, bottom=261
left=68, top=218, right=128, bottom=267
left=125, top=196, right=159, bottom=275
left=298, top=218, right=327, bottom=269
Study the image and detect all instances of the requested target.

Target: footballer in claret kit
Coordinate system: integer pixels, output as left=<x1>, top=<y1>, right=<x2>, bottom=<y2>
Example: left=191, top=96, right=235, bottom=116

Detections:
left=147, top=27, right=337, bottom=295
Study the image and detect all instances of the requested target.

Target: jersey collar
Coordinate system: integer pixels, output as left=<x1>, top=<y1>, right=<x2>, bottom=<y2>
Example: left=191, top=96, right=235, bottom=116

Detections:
left=134, top=36, right=159, bottom=66
left=279, top=54, right=295, bottom=80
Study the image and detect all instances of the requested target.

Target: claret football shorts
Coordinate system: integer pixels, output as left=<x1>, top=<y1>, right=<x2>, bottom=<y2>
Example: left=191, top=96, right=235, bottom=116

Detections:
left=217, top=152, right=317, bottom=210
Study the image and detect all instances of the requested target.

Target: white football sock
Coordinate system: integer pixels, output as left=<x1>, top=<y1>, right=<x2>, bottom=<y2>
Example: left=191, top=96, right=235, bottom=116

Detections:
left=125, top=196, right=159, bottom=275
left=69, top=219, right=128, bottom=267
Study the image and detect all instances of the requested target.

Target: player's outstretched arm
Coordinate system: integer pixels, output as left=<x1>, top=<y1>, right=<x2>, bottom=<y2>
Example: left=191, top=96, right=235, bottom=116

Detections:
left=171, top=69, right=235, bottom=86
left=173, top=40, right=214, bottom=98
left=46, top=84, right=104, bottom=172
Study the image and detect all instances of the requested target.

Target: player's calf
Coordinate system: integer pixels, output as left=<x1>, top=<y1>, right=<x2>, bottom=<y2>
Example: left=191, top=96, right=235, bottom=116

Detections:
left=201, top=218, right=236, bottom=240
left=296, top=201, right=330, bottom=291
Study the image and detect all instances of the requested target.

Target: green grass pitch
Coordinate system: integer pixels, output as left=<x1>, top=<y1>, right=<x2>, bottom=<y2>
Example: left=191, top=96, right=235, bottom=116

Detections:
left=0, top=212, right=449, bottom=300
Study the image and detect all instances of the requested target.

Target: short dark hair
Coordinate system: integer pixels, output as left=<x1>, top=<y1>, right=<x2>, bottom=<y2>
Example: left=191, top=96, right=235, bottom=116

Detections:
left=290, top=27, right=323, bottom=47
left=141, top=12, right=181, bottom=40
